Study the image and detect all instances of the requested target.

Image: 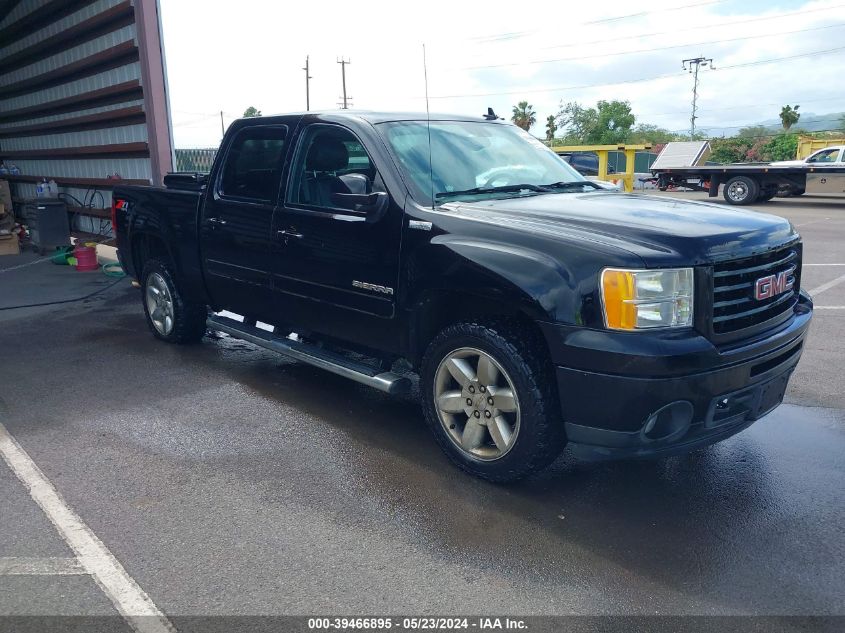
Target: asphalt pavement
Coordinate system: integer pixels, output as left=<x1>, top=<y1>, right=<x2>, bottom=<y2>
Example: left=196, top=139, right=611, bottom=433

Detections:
left=0, top=193, right=843, bottom=630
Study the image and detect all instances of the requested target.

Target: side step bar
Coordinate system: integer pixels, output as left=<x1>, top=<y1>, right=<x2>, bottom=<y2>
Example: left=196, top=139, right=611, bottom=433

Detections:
left=206, top=315, right=412, bottom=395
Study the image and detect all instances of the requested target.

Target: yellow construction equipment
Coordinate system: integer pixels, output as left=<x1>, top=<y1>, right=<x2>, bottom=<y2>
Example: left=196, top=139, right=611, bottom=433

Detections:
left=552, top=144, right=652, bottom=192
left=797, top=137, right=845, bottom=159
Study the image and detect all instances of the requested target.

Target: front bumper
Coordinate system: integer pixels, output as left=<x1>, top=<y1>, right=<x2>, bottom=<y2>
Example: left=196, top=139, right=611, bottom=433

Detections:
left=539, top=291, right=813, bottom=460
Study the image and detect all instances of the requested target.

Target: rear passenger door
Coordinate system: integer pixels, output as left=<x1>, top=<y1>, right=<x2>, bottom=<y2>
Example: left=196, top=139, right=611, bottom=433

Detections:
left=201, top=125, right=288, bottom=318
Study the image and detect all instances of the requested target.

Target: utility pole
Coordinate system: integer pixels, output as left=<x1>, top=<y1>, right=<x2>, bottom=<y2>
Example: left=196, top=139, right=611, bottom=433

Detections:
left=682, top=56, right=713, bottom=138
left=220, top=110, right=225, bottom=137
left=303, top=55, right=312, bottom=111
left=337, top=57, right=351, bottom=109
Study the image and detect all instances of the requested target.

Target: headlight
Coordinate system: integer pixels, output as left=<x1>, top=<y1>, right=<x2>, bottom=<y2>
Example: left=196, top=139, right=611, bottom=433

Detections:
left=600, top=268, right=694, bottom=330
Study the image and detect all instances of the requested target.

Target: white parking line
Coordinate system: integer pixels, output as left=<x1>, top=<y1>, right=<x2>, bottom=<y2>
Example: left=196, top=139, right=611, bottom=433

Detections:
left=804, top=263, right=845, bottom=267
left=815, top=306, right=845, bottom=310
left=0, top=557, right=86, bottom=575
left=794, top=217, right=831, bottom=227
left=809, top=273, right=845, bottom=297
left=0, top=422, right=175, bottom=633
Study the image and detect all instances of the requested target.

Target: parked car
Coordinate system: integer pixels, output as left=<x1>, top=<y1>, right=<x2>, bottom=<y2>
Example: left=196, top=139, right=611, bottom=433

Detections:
left=113, top=112, right=813, bottom=481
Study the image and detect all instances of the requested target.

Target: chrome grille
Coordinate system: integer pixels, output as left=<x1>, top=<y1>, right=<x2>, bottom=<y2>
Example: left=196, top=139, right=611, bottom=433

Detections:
left=712, top=246, right=801, bottom=335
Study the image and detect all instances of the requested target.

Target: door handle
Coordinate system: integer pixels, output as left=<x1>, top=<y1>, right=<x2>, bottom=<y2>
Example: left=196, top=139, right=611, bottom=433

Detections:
left=207, top=218, right=227, bottom=226
left=277, top=229, right=303, bottom=239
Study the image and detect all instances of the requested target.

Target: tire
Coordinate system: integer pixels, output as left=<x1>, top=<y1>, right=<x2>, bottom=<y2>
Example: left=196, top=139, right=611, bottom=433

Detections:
left=723, top=176, right=759, bottom=205
left=420, top=320, right=565, bottom=482
left=757, top=186, right=777, bottom=202
left=141, top=258, right=207, bottom=344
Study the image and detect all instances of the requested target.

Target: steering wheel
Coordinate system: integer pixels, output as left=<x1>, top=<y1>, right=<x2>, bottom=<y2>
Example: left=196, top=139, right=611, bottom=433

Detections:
left=478, top=166, right=539, bottom=189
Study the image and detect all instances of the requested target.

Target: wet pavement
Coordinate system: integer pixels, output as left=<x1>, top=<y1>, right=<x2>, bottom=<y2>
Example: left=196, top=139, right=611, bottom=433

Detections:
left=0, top=194, right=843, bottom=622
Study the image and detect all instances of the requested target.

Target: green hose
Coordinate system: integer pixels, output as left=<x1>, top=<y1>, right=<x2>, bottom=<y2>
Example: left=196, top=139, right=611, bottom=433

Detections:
left=102, top=262, right=126, bottom=278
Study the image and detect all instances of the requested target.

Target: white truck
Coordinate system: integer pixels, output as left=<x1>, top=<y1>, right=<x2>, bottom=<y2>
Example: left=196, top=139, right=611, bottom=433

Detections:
left=652, top=144, right=845, bottom=205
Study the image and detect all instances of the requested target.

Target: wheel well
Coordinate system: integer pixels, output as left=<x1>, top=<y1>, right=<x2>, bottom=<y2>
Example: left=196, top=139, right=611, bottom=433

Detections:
left=131, top=233, right=170, bottom=279
left=409, top=290, right=548, bottom=368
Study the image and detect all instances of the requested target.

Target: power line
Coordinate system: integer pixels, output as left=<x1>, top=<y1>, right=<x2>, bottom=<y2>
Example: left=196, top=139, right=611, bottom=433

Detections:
left=427, top=45, right=845, bottom=99
left=460, top=23, right=845, bottom=71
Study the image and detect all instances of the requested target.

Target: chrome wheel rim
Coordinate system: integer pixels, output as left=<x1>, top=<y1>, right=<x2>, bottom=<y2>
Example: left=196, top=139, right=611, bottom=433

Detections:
left=727, top=181, right=748, bottom=202
left=145, top=272, right=174, bottom=336
left=434, top=347, right=520, bottom=461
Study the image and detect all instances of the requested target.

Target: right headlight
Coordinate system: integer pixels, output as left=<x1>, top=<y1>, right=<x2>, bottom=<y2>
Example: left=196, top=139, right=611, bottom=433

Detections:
left=600, top=268, right=694, bottom=330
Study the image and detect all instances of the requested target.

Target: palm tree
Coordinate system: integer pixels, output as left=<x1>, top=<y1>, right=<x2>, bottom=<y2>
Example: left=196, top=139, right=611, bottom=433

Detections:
left=545, top=115, right=558, bottom=144
left=511, top=101, right=537, bottom=131
left=779, top=105, right=800, bottom=130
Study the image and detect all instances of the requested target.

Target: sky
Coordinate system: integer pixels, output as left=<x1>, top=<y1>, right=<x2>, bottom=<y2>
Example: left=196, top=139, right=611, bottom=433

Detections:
left=158, top=0, right=845, bottom=148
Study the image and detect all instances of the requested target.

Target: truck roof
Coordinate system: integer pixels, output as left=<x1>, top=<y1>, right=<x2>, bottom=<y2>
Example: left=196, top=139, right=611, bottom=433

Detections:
left=236, top=110, right=509, bottom=125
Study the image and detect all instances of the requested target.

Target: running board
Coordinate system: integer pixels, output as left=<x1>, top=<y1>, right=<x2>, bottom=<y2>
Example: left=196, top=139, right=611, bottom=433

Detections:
left=206, top=315, right=411, bottom=395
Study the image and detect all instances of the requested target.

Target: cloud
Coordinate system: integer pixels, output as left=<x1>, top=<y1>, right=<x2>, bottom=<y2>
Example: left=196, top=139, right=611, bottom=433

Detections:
left=159, top=0, right=845, bottom=146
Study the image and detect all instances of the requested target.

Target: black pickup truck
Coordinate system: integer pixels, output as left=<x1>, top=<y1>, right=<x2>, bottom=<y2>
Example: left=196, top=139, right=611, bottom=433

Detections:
left=113, top=111, right=813, bottom=482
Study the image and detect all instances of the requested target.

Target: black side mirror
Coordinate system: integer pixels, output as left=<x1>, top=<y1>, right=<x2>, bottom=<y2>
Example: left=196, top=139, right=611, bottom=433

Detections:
left=330, top=191, right=389, bottom=223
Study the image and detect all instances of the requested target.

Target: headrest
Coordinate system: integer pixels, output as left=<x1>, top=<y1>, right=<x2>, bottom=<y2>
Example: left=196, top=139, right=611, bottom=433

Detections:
left=305, top=137, right=348, bottom=171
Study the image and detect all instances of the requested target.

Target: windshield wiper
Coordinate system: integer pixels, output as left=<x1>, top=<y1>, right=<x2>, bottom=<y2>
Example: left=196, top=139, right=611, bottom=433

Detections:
left=540, top=181, right=601, bottom=191
left=435, top=183, right=549, bottom=200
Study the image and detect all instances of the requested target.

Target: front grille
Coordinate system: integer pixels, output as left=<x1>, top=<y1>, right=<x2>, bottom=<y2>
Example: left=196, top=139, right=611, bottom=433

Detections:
left=712, top=245, right=801, bottom=335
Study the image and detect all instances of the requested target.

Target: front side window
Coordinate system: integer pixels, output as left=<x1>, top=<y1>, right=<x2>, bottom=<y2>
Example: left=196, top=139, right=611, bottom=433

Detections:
left=219, top=126, right=287, bottom=202
left=378, top=120, right=585, bottom=205
left=807, top=149, right=838, bottom=163
left=287, top=125, right=380, bottom=210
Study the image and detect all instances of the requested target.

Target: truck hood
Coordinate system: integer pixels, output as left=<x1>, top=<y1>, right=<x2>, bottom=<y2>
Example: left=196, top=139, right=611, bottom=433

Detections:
left=447, top=191, right=798, bottom=266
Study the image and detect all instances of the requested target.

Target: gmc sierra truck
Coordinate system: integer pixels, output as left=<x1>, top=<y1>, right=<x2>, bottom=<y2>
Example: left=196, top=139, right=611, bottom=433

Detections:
left=113, top=111, right=813, bottom=482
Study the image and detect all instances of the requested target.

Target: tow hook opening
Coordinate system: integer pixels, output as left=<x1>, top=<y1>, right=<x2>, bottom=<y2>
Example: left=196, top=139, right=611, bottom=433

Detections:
left=642, top=401, right=694, bottom=442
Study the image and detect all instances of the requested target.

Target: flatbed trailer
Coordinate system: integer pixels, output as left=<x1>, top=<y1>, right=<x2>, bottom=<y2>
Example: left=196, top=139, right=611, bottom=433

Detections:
left=652, top=164, right=845, bottom=205
left=651, top=143, right=845, bottom=205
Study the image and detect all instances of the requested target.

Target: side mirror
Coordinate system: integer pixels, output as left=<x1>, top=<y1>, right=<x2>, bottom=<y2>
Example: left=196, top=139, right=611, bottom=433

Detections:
left=330, top=191, right=389, bottom=223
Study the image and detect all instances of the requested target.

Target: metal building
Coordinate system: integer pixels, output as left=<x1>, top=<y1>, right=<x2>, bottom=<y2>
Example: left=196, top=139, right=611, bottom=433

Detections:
left=0, top=0, right=173, bottom=237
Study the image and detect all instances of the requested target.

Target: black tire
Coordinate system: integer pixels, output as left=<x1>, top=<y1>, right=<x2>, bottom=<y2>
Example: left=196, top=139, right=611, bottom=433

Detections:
left=757, top=186, right=777, bottom=202
left=420, top=320, right=565, bottom=482
left=723, top=176, right=759, bottom=205
left=141, top=258, right=207, bottom=344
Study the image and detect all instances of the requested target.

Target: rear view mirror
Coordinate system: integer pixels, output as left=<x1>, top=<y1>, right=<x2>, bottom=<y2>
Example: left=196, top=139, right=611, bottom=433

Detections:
left=331, top=191, right=389, bottom=223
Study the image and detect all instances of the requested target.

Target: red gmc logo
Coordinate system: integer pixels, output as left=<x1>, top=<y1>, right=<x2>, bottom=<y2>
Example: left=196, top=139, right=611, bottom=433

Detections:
left=754, top=269, right=795, bottom=301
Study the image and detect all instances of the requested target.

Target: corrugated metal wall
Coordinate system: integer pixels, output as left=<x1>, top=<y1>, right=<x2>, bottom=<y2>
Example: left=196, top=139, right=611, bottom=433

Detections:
left=0, top=0, right=173, bottom=238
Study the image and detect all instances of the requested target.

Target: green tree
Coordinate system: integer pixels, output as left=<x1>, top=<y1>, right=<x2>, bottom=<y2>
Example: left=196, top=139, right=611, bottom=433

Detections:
left=779, top=105, right=800, bottom=130
left=511, top=101, right=536, bottom=131
left=242, top=106, right=262, bottom=118
left=762, top=134, right=799, bottom=161
left=838, top=114, right=845, bottom=133
left=545, top=115, right=558, bottom=143
left=557, top=101, right=598, bottom=143
left=630, top=124, right=678, bottom=144
left=587, top=100, right=636, bottom=144
left=556, top=100, right=635, bottom=144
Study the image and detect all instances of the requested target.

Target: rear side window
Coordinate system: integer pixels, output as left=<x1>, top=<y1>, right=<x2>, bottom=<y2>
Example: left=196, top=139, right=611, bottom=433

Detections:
left=219, top=126, right=288, bottom=202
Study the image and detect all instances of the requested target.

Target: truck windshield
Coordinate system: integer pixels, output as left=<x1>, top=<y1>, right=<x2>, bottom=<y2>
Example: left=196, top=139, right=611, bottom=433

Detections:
left=378, top=120, right=587, bottom=205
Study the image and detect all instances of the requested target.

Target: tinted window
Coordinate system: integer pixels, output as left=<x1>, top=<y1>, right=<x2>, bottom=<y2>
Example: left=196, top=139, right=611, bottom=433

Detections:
left=288, top=125, right=379, bottom=210
left=219, top=126, right=287, bottom=201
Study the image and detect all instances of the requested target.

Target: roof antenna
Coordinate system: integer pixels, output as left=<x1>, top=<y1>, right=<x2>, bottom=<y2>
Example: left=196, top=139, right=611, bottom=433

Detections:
left=484, top=107, right=502, bottom=121
left=423, top=43, right=435, bottom=209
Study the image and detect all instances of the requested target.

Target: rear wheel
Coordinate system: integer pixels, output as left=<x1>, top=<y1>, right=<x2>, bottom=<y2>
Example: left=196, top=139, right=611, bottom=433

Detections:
left=141, top=258, right=207, bottom=344
left=723, top=176, right=759, bottom=205
left=420, top=321, right=565, bottom=482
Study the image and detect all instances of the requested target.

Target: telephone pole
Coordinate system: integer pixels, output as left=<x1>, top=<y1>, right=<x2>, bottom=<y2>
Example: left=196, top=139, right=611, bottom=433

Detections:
left=220, top=110, right=225, bottom=137
left=682, top=56, right=713, bottom=138
left=337, top=57, right=351, bottom=109
left=302, top=55, right=312, bottom=111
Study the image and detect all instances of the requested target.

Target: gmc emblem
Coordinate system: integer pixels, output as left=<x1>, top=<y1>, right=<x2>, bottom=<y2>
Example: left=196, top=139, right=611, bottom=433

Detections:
left=754, top=269, right=795, bottom=301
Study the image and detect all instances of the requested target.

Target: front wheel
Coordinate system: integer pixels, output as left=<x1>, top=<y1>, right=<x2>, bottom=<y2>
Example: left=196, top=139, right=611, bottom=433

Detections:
left=420, top=321, right=565, bottom=482
left=141, top=258, right=207, bottom=344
